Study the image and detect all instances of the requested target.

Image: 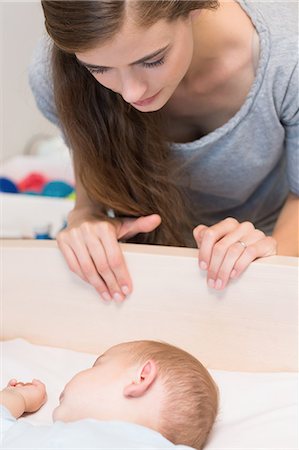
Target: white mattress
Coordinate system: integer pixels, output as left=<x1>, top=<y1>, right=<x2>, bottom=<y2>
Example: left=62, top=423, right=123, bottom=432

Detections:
left=2, top=339, right=298, bottom=449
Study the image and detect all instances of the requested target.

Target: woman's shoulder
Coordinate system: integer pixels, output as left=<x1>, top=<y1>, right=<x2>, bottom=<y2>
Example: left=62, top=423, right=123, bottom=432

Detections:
left=252, top=1, right=298, bottom=30
left=249, top=0, right=298, bottom=110
left=29, top=35, right=53, bottom=81
left=28, top=36, right=58, bottom=126
left=252, top=0, right=298, bottom=53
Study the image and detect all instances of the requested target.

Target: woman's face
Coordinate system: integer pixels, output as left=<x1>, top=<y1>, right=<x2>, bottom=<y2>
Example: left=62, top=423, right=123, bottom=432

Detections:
left=75, top=15, right=196, bottom=112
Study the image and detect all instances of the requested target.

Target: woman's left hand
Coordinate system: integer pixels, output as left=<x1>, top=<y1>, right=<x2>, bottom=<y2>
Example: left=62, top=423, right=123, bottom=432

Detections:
left=193, top=218, right=277, bottom=290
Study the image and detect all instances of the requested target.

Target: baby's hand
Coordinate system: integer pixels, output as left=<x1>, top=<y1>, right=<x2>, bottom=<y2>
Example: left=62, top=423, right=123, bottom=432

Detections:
left=6, top=379, right=47, bottom=413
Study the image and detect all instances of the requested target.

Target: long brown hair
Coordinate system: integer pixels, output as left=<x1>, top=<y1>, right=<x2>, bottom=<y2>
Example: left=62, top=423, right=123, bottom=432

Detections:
left=42, top=0, right=219, bottom=246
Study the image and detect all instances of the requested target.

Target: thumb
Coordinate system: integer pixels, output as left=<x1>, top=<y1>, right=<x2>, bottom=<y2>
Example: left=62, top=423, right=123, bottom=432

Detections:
left=118, top=214, right=161, bottom=240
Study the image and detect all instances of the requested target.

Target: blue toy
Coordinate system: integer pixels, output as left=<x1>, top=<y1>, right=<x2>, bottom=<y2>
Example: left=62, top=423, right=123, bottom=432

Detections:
left=0, top=177, right=19, bottom=193
left=33, top=224, right=52, bottom=240
left=42, top=181, right=74, bottom=198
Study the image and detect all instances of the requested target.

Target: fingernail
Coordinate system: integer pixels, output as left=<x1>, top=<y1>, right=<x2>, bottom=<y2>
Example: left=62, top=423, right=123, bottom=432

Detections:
left=200, top=261, right=208, bottom=270
left=113, top=292, right=123, bottom=302
left=121, top=285, right=130, bottom=295
left=208, top=279, right=215, bottom=289
left=102, top=292, right=111, bottom=301
left=215, top=279, right=222, bottom=290
left=230, top=269, right=237, bottom=279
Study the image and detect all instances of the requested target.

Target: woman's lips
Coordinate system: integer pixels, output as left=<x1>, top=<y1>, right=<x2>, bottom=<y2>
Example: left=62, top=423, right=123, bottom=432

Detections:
left=132, top=90, right=161, bottom=107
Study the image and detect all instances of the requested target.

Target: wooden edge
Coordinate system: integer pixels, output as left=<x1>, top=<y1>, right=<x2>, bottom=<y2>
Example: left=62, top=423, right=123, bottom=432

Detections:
left=1, top=238, right=298, bottom=267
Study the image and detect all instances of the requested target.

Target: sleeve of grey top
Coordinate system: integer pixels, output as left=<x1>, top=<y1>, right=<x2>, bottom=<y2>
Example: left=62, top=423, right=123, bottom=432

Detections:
left=28, top=36, right=60, bottom=128
left=280, top=62, right=299, bottom=196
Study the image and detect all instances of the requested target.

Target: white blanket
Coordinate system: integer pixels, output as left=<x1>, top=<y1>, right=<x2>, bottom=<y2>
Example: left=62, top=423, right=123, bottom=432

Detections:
left=2, top=339, right=298, bottom=449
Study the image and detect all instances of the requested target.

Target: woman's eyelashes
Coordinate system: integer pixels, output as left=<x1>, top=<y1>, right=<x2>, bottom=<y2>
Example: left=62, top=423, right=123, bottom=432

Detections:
left=142, top=56, right=165, bottom=68
left=87, top=66, right=109, bottom=75
left=87, top=56, right=166, bottom=75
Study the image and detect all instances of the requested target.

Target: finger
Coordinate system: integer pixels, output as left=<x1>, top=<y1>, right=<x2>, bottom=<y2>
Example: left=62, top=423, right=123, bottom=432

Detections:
left=119, top=214, right=161, bottom=240
left=207, top=222, right=256, bottom=286
left=32, top=380, right=48, bottom=402
left=211, top=241, right=249, bottom=289
left=58, top=241, right=87, bottom=282
left=32, top=379, right=45, bottom=388
left=96, top=228, right=132, bottom=298
left=85, top=234, right=126, bottom=301
left=193, top=225, right=208, bottom=249
left=71, top=237, right=113, bottom=301
left=61, top=226, right=112, bottom=300
left=198, top=218, right=239, bottom=270
left=233, top=236, right=277, bottom=278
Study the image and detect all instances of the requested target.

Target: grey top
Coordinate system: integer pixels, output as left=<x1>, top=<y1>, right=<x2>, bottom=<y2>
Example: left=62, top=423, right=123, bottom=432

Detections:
left=29, top=0, right=298, bottom=237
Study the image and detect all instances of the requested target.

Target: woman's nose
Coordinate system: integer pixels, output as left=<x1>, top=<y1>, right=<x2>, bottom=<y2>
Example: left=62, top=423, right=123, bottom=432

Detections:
left=120, top=72, right=147, bottom=104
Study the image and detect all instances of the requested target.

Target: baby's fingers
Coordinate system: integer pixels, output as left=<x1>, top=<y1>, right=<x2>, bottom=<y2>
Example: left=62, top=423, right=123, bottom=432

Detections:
left=32, top=379, right=46, bottom=389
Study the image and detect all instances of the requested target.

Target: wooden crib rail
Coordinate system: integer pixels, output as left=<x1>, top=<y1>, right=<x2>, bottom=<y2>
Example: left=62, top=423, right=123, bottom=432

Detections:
left=2, top=240, right=298, bottom=372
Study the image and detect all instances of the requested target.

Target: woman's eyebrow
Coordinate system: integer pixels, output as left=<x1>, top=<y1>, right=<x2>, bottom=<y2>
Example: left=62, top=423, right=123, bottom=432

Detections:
left=77, top=45, right=169, bottom=70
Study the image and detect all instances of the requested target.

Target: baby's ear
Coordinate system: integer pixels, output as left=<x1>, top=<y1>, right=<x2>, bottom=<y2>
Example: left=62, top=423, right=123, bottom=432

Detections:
left=123, top=360, right=157, bottom=398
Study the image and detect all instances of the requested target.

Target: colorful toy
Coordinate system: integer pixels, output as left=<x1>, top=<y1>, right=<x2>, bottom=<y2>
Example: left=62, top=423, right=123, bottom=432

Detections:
left=42, top=181, right=74, bottom=198
left=67, top=191, right=76, bottom=200
left=0, top=172, right=74, bottom=198
left=33, top=224, right=52, bottom=240
left=0, top=177, right=19, bottom=193
left=18, top=173, right=47, bottom=194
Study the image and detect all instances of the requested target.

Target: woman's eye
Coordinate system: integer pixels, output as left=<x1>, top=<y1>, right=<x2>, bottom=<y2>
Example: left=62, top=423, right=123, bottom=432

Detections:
left=86, top=56, right=166, bottom=74
left=142, top=57, right=165, bottom=69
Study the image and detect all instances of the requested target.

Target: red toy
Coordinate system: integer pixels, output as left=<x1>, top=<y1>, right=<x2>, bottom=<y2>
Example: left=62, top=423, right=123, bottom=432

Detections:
left=18, top=173, right=47, bottom=194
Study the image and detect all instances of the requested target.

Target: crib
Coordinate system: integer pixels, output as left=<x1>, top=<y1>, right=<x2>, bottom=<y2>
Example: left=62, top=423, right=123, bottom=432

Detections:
left=2, top=239, right=298, bottom=448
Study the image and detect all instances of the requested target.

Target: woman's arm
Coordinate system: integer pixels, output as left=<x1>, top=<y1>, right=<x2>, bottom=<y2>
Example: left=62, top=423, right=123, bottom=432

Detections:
left=272, top=193, right=299, bottom=256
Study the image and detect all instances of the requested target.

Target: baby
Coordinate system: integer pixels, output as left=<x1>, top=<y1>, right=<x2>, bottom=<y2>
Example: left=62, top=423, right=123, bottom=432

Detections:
left=0, top=340, right=218, bottom=449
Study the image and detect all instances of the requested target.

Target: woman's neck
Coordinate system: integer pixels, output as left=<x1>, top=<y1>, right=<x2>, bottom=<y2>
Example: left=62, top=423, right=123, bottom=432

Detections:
left=184, top=0, right=256, bottom=90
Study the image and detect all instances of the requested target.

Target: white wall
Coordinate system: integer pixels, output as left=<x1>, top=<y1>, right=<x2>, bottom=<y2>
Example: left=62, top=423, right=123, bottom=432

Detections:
left=1, top=1, right=58, bottom=161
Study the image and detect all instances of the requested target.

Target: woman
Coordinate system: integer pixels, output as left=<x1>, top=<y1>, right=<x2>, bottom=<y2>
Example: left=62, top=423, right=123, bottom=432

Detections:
left=29, top=0, right=298, bottom=300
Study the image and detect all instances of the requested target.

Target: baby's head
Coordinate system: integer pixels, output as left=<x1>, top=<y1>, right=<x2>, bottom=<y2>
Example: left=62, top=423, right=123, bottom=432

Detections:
left=53, top=340, right=218, bottom=450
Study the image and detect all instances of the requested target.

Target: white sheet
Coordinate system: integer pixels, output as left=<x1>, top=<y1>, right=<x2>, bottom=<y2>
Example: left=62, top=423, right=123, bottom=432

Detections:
left=2, top=339, right=298, bottom=449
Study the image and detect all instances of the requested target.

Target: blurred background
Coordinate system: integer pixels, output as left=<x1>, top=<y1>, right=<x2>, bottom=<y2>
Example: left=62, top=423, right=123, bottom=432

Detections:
left=1, top=2, right=74, bottom=239
left=2, top=1, right=58, bottom=160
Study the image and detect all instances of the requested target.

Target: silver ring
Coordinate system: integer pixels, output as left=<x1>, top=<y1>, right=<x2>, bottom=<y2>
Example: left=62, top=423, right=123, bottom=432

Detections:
left=237, top=240, right=247, bottom=249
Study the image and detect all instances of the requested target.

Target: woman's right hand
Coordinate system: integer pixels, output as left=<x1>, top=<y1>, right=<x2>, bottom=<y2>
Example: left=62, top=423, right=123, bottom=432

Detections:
left=57, top=212, right=161, bottom=301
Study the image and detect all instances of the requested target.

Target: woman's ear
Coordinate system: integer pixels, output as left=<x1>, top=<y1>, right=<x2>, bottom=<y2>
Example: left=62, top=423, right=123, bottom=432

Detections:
left=123, top=360, right=158, bottom=398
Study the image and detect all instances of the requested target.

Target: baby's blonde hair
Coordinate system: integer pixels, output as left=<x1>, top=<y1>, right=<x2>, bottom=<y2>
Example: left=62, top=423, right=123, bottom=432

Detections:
left=119, top=340, right=218, bottom=450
